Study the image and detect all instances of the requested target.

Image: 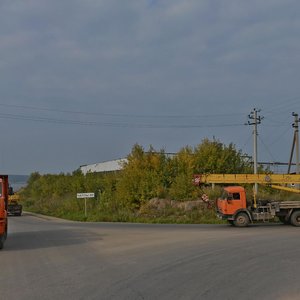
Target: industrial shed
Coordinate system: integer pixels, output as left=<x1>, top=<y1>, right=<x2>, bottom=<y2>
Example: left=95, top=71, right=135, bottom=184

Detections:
left=80, top=159, right=128, bottom=175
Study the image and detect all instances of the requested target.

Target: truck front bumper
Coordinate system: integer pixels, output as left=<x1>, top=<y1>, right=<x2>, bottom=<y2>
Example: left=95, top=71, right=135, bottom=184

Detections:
left=8, top=206, right=22, bottom=216
left=217, top=212, right=234, bottom=221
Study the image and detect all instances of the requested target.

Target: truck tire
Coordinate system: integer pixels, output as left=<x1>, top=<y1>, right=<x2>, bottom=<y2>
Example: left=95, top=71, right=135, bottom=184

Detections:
left=233, top=212, right=250, bottom=227
left=290, top=211, right=300, bottom=227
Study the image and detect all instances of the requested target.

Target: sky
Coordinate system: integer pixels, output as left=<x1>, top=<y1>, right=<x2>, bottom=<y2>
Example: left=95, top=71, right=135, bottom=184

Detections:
left=0, top=0, right=300, bottom=175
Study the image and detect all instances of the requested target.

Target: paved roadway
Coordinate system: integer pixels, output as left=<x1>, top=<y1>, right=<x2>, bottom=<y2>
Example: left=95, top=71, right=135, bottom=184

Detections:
left=1, top=213, right=300, bottom=300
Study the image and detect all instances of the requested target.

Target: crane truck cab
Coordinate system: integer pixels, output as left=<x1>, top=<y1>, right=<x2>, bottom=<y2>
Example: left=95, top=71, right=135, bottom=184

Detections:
left=0, top=175, right=9, bottom=249
left=217, top=186, right=252, bottom=227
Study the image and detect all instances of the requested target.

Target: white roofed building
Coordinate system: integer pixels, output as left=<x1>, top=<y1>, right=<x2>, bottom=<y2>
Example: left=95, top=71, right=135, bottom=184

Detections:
left=80, top=158, right=128, bottom=175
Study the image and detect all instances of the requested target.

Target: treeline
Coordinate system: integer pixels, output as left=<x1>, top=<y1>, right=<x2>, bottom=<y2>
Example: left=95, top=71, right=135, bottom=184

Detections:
left=20, top=138, right=254, bottom=222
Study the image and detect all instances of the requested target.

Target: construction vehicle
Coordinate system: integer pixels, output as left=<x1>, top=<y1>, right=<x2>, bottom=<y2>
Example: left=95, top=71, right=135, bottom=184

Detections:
left=8, top=187, right=22, bottom=216
left=0, top=175, right=9, bottom=249
left=194, top=173, right=300, bottom=227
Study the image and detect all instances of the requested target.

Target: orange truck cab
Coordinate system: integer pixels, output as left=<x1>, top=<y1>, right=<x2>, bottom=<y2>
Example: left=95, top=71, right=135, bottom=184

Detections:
left=0, top=175, right=8, bottom=249
left=217, top=186, right=247, bottom=216
left=217, top=186, right=250, bottom=226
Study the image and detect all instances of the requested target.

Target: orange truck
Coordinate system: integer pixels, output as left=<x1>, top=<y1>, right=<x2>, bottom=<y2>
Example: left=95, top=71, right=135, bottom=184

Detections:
left=194, top=174, right=300, bottom=227
left=0, top=175, right=9, bottom=249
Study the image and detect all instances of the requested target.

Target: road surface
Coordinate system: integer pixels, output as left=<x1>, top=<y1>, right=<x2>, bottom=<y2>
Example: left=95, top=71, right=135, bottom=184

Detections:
left=1, top=213, right=300, bottom=300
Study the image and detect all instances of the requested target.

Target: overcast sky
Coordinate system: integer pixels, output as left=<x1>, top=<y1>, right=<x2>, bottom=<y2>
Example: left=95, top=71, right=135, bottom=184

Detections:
left=1, top=0, right=300, bottom=175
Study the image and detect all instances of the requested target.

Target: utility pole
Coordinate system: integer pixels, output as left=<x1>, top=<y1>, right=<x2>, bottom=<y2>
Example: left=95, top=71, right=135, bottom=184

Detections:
left=247, top=108, right=263, bottom=197
left=288, top=113, right=300, bottom=177
left=293, top=113, right=300, bottom=176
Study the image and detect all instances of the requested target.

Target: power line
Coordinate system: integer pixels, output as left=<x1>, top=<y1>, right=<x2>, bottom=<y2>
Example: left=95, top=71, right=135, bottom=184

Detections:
left=0, top=103, right=245, bottom=119
left=0, top=112, right=246, bottom=129
left=267, top=125, right=291, bottom=146
left=264, top=97, right=300, bottom=115
left=258, top=135, right=277, bottom=162
left=264, top=114, right=291, bottom=126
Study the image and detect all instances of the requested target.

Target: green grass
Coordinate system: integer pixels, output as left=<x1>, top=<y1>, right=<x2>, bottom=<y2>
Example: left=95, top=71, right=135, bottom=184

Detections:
left=23, top=200, right=225, bottom=224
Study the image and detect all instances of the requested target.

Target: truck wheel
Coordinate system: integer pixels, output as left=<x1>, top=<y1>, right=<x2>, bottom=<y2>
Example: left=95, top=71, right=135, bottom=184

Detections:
left=233, top=213, right=250, bottom=227
left=290, top=211, right=300, bottom=227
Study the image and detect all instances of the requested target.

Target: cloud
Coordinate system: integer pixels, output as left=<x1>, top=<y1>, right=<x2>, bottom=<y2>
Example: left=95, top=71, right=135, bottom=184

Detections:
left=0, top=0, right=300, bottom=173
left=1, top=0, right=299, bottom=100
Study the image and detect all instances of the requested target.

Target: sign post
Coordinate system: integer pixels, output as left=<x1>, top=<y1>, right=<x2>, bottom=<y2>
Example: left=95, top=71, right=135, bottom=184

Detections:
left=77, top=193, right=95, bottom=218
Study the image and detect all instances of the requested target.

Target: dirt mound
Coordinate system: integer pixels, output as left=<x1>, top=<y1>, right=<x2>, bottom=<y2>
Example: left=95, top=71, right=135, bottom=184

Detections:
left=145, top=198, right=210, bottom=212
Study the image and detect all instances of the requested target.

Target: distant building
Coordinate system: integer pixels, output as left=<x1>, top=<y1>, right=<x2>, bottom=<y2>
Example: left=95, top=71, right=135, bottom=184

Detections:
left=80, top=158, right=128, bottom=175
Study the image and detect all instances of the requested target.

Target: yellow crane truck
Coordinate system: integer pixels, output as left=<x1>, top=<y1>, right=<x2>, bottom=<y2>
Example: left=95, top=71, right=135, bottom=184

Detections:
left=194, top=174, right=300, bottom=227
left=8, top=186, right=22, bottom=216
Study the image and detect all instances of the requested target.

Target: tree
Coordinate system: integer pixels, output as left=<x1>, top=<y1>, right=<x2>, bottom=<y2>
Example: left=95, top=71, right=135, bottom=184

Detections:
left=116, top=144, right=170, bottom=208
left=169, top=146, right=197, bottom=199
left=193, top=138, right=251, bottom=174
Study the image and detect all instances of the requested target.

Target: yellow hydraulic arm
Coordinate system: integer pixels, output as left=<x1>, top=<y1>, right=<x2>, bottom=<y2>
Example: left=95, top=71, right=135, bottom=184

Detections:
left=194, top=174, right=300, bottom=185
left=194, top=173, right=300, bottom=194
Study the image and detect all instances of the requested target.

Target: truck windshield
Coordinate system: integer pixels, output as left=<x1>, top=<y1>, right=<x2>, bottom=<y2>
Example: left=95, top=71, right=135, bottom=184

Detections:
left=220, top=191, right=229, bottom=200
left=220, top=191, right=240, bottom=200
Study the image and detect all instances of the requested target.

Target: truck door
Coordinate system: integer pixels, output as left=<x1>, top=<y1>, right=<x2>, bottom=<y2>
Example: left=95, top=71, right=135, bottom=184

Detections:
left=226, top=192, right=244, bottom=215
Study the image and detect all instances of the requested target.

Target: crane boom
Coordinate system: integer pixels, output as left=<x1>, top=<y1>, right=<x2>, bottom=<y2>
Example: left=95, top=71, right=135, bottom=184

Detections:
left=194, top=174, right=300, bottom=185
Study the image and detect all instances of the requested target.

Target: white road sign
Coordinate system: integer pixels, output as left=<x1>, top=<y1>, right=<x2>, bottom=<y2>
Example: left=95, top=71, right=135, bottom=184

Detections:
left=77, top=193, right=95, bottom=199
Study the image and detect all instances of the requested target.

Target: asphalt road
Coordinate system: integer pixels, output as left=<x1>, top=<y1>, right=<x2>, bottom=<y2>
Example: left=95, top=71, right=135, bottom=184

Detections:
left=1, top=213, right=300, bottom=300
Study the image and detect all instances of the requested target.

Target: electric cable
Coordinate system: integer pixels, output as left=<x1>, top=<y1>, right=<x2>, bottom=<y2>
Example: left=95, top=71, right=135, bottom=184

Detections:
left=0, top=112, right=246, bottom=129
left=0, top=103, right=245, bottom=119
